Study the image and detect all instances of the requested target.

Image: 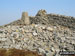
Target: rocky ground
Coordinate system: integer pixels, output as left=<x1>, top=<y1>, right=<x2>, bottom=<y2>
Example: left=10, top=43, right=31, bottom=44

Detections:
left=0, top=10, right=75, bottom=56
left=0, top=24, right=75, bottom=56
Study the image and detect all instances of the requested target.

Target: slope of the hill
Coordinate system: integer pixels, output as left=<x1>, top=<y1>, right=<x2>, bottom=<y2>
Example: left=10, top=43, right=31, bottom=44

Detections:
left=0, top=24, right=75, bottom=56
left=0, top=10, right=75, bottom=56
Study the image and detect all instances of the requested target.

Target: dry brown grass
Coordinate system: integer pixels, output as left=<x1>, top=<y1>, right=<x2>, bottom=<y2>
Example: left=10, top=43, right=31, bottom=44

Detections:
left=0, top=49, right=7, bottom=56
left=0, top=48, right=42, bottom=56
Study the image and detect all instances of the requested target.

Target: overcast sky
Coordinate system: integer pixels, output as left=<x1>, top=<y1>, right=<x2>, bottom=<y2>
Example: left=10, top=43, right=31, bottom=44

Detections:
left=0, top=0, right=75, bottom=26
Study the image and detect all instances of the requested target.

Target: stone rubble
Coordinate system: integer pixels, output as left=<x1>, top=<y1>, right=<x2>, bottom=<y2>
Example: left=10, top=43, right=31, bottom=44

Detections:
left=0, top=24, right=75, bottom=56
left=0, top=9, right=75, bottom=56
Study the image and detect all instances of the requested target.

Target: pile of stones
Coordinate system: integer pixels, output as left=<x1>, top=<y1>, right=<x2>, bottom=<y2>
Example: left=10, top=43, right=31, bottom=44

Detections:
left=0, top=24, right=75, bottom=56
left=0, top=9, right=75, bottom=56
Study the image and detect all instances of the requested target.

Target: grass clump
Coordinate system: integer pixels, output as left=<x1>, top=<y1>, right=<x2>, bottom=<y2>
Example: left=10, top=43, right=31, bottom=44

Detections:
left=0, top=48, right=42, bottom=56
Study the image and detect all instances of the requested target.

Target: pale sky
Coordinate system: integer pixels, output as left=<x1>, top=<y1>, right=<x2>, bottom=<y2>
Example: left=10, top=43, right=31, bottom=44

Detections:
left=0, top=0, right=75, bottom=26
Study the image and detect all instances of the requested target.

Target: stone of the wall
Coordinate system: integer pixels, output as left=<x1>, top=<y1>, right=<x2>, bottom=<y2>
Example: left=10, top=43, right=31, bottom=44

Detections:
left=36, top=9, right=47, bottom=16
left=21, top=12, right=30, bottom=25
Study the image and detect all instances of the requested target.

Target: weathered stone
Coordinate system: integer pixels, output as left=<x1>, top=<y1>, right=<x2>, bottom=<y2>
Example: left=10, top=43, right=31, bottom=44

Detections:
left=34, top=24, right=38, bottom=27
left=41, top=26, right=46, bottom=30
left=46, top=27, right=53, bottom=31
left=36, top=9, right=47, bottom=16
left=71, top=40, right=75, bottom=44
left=37, top=27, right=43, bottom=32
left=11, top=32, right=19, bottom=38
left=24, top=29, right=30, bottom=32
left=0, top=30, right=3, bottom=33
left=24, top=38, right=29, bottom=42
left=31, top=24, right=35, bottom=27
left=38, top=48, right=45, bottom=53
left=51, top=47, right=55, bottom=52
left=0, top=38, right=7, bottom=41
left=27, top=33, right=33, bottom=38
left=33, top=32, right=38, bottom=36
left=12, top=39, right=15, bottom=44
left=46, top=51, right=55, bottom=56
left=15, top=45, right=21, bottom=49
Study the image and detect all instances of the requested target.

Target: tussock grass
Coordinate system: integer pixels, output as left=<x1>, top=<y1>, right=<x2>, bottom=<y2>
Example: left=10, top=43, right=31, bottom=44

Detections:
left=0, top=48, right=42, bottom=56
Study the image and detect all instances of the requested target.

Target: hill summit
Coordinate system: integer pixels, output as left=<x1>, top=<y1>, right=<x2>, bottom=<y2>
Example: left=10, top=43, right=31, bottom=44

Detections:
left=3, top=9, right=75, bottom=30
left=0, top=10, right=75, bottom=56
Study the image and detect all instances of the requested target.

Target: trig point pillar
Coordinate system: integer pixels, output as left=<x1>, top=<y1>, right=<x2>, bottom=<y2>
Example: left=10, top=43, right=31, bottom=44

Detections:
left=21, top=12, right=30, bottom=25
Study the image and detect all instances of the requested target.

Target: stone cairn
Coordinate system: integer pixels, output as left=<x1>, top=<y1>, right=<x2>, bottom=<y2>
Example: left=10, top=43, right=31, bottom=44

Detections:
left=21, top=12, right=30, bottom=25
